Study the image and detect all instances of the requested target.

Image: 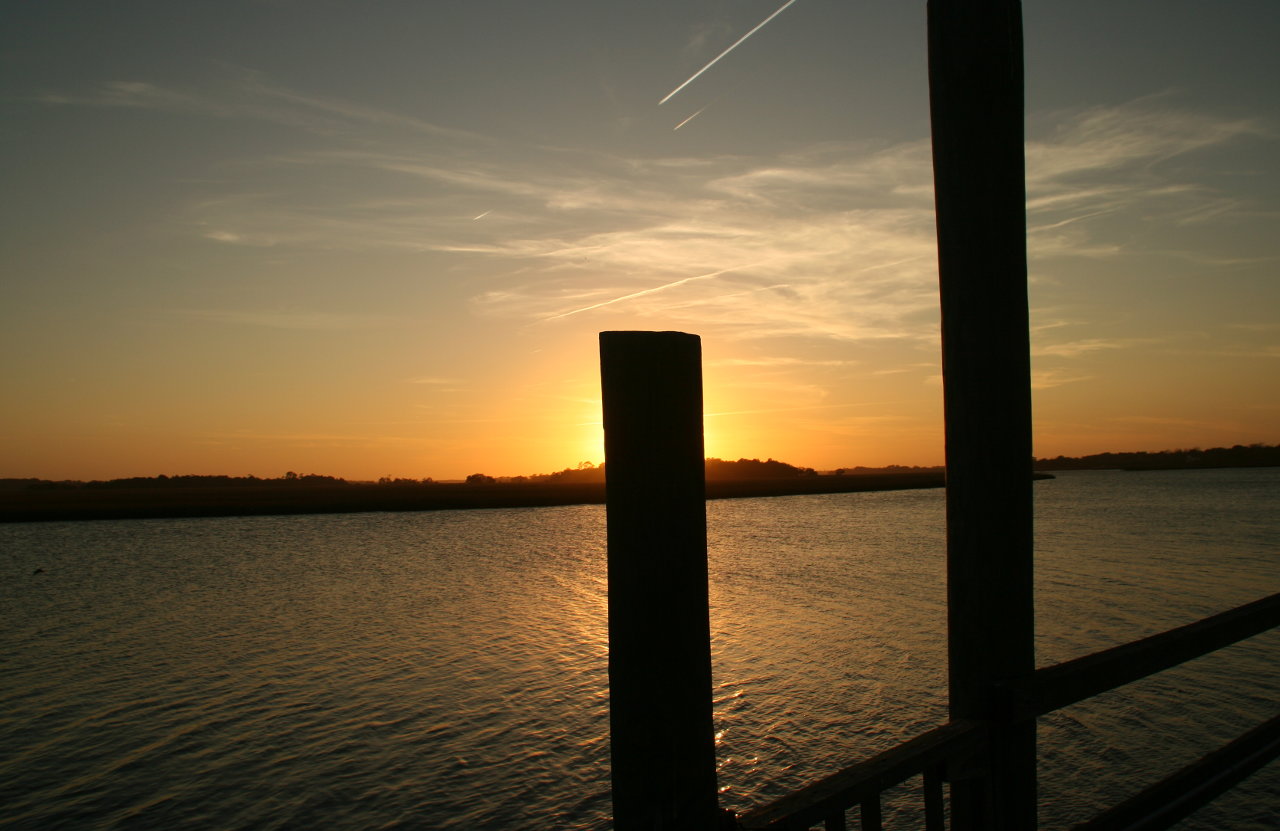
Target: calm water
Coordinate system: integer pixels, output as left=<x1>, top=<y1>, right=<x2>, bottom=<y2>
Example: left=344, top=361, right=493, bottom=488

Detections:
left=1, top=469, right=1277, bottom=829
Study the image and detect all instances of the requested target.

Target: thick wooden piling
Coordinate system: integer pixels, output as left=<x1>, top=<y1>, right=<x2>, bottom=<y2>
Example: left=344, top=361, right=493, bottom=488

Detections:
left=600, top=331, right=719, bottom=830
left=927, top=1, right=1037, bottom=829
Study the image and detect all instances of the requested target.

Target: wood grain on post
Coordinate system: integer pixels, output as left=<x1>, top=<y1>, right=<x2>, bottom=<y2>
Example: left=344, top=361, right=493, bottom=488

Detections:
left=600, top=331, right=719, bottom=830
left=927, top=1, right=1037, bottom=828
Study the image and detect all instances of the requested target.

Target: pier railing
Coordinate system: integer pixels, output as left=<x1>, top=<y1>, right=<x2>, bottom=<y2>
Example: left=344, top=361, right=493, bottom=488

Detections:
left=735, top=592, right=1280, bottom=831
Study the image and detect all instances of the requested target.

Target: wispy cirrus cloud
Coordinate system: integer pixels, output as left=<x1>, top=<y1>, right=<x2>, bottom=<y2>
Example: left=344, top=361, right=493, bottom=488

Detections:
left=200, top=430, right=440, bottom=448
left=710, top=356, right=858, bottom=368
left=1034, top=337, right=1162, bottom=359
left=1026, top=102, right=1266, bottom=185
left=43, top=75, right=1271, bottom=349
left=1106, top=414, right=1243, bottom=431
left=408, top=376, right=462, bottom=385
left=38, top=74, right=486, bottom=142
left=170, top=308, right=396, bottom=330
left=1031, top=368, right=1095, bottom=390
left=1024, top=102, right=1272, bottom=260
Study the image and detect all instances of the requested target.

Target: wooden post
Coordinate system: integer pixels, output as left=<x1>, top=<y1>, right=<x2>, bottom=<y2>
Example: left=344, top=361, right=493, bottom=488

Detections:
left=600, top=331, right=720, bottom=830
left=927, top=2, right=1037, bottom=830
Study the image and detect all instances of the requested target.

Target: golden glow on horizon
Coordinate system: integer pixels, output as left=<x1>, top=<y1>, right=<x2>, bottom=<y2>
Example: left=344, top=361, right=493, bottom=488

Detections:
left=702, top=415, right=735, bottom=462
left=1, top=5, right=1275, bottom=482
left=576, top=398, right=606, bottom=469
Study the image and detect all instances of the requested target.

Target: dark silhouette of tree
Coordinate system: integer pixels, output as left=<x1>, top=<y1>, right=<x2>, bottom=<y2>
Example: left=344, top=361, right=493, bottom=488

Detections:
left=704, top=457, right=815, bottom=480
left=1034, top=443, right=1279, bottom=471
left=536, top=463, right=606, bottom=484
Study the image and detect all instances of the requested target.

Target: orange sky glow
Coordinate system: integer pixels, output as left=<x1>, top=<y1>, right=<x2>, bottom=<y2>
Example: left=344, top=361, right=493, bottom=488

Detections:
left=2, top=2, right=1276, bottom=481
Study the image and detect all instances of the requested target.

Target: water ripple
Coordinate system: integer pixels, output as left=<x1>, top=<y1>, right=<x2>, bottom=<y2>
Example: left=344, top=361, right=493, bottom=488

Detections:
left=1, top=471, right=1276, bottom=829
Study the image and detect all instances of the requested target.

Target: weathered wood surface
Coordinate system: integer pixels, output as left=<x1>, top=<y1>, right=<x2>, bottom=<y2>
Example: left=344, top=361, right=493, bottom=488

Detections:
left=600, top=331, right=720, bottom=830
left=928, top=0, right=1036, bottom=828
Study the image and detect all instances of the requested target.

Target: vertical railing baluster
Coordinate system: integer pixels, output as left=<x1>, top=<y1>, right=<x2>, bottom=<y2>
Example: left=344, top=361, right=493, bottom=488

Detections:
left=924, top=765, right=946, bottom=831
left=824, top=809, right=848, bottom=830
left=859, top=796, right=883, bottom=831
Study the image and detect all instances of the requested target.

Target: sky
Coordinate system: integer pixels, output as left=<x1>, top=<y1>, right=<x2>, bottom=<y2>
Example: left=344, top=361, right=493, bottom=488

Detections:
left=2, top=0, right=1277, bottom=481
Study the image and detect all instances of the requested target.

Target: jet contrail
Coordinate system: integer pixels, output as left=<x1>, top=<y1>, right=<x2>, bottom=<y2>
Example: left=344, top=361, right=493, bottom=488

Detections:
left=543, top=264, right=756, bottom=322
left=472, top=209, right=493, bottom=221
left=659, top=0, right=801, bottom=105
left=673, top=105, right=709, bottom=131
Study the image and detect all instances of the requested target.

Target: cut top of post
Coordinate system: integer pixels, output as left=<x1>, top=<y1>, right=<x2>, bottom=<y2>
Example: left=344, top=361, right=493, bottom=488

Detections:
left=599, top=331, right=706, bottom=491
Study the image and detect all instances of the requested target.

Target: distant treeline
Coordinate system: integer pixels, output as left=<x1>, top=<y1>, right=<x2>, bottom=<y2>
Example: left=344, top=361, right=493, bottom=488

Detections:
left=5, top=444, right=1272, bottom=493
left=452, top=458, right=820, bottom=486
left=1034, top=443, right=1279, bottom=471
left=436, top=458, right=937, bottom=485
left=3, top=457, right=839, bottom=492
left=3, top=472, right=347, bottom=491
left=831, top=464, right=944, bottom=476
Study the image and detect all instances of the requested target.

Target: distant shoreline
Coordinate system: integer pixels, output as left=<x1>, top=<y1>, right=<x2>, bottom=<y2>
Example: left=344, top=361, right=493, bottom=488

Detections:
left=0, top=472, right=1016, bottom=523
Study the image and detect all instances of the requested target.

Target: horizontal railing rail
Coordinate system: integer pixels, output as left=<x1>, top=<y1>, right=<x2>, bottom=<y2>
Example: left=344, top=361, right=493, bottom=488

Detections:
left=735, top=592, right=1280, bottom=830
left=738, top=720, right=985, bottom=830
left=1008, top=592, right=1280, bottom=720
left=1070, top=712, right=1280, bottom=831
